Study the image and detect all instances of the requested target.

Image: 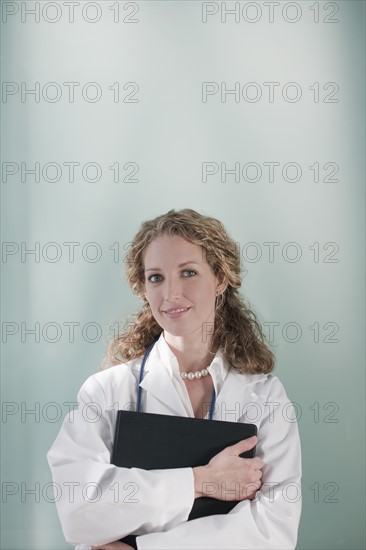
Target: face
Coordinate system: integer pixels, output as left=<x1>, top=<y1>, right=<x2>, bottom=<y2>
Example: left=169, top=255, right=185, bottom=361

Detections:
left=142, top=234, right=224, bottom=341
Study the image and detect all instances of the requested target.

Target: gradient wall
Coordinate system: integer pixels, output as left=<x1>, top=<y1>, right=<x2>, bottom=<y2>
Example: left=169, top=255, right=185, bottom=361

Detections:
left=1, top=1, right=365, bottom=548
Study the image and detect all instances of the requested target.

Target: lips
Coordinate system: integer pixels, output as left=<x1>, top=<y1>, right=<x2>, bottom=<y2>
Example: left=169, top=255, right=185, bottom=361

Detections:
left=163, top=307, right=191, bottom=314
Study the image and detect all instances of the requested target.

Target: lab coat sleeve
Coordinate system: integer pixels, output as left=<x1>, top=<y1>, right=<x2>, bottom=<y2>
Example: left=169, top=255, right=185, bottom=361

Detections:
left=136, top=376, right=302, bottom=550
left=46, top=375, right=195, bottom=547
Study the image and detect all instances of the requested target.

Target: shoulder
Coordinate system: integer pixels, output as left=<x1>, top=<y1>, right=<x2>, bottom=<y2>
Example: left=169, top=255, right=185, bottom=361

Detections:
left=77, top=356, right=143, bottom=408
left=230, top=369, right=286, bottom=397
left=227, top=370, right=293, bottom=419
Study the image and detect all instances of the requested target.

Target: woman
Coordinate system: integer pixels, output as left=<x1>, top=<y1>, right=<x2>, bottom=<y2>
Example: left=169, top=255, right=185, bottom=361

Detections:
left=47, top=208, right=302, bottom=549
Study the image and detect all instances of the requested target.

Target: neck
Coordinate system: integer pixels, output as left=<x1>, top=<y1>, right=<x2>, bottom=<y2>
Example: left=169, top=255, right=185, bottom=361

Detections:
left=163, top=331, right=215, bottom=373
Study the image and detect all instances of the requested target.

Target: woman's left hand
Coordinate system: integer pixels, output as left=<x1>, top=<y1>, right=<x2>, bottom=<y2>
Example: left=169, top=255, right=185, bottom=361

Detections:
left=92, top=542, right=135, bottom=550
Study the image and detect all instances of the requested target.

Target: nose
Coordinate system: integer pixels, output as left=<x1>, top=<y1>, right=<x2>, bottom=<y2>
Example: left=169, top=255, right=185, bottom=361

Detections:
left=164, top=275, right=182, bottom=302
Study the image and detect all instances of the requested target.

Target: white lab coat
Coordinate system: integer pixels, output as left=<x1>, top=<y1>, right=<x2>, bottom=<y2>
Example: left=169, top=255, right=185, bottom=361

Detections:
left=47, top=332, right=302, bottom=549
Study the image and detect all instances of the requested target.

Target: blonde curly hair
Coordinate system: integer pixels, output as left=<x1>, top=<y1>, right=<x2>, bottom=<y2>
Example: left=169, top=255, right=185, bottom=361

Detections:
left=101, top=208, right=275, bottom=374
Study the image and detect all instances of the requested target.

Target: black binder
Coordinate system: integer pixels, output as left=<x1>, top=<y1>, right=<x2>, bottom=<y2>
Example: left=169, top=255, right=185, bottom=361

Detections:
left=111, top=410, right=257, bottom=547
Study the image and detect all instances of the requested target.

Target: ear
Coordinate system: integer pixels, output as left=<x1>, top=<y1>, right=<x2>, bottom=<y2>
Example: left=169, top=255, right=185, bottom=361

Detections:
left=215, top=271, right=227, bottom=294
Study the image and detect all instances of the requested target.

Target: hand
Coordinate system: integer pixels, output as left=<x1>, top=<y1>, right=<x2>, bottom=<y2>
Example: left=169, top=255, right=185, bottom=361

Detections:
left=92, top=542, right=135, bottom=550
left=193, top=436, right=263, bottom=501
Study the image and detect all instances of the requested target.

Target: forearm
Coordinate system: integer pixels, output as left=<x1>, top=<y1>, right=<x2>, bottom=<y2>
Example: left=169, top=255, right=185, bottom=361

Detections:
left=192, top=466, right=208, bottom=498
left=48, top=459, right=195, bottom=546
left=136, top=492, right=301, bottom=550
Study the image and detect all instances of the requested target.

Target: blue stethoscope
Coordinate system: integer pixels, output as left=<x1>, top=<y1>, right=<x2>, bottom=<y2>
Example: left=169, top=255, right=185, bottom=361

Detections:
left=137, top=335, right=216, bottom=420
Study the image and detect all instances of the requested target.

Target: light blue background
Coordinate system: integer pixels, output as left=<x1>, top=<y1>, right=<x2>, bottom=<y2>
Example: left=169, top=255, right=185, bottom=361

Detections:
left=1, top=1, right=365, bottom=548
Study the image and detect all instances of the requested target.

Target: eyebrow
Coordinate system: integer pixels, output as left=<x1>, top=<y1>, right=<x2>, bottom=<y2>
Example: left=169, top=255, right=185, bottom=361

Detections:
left=145, top=261, right=199, bottom=272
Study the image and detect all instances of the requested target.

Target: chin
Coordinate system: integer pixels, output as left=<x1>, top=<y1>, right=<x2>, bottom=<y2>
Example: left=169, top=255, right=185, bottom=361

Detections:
left=163, top=328, right=187, bottom=338
left=159, top=324, right=191, bottom=338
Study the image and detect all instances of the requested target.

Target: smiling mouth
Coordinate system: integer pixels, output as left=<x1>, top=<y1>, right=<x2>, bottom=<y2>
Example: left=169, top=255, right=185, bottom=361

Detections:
left=163, top=307, right=191, bottom=314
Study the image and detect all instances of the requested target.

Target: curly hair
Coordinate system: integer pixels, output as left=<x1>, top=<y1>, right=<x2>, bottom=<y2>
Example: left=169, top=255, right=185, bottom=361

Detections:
left=101, top=208, right=275, bottom=374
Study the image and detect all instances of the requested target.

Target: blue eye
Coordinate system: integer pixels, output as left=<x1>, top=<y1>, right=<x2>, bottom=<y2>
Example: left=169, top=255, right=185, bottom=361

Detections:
left=147, top=274, right=163, bottom=283
left=182, top=270, right=197, bottom=277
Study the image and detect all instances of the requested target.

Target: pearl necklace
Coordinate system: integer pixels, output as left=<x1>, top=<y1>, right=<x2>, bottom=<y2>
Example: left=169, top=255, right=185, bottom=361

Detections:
left=180, top=367, right=210, bottom=380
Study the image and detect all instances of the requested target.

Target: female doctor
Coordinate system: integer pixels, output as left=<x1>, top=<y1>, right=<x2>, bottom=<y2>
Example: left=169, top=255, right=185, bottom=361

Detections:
left=47, top=208, right=302, bottom=550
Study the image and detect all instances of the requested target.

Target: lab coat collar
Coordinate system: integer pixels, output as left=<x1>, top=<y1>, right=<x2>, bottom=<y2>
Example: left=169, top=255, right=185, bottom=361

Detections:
left=138, top=332, right=265, bottom=422
left=154, top=332, right=230, bottom=383
left=138, top=334, right=187, bottom=417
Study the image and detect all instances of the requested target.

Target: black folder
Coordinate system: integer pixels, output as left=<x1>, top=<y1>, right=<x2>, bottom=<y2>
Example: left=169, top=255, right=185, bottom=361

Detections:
left=111, top=410, right=257, bottom=545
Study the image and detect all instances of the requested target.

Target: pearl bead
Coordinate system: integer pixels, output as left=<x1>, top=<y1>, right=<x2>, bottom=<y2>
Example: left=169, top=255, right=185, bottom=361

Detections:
left=180, top=367, right=210, bottom=380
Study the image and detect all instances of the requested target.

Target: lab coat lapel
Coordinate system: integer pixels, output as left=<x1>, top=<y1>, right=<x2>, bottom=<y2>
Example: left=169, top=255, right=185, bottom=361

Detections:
left=214, top=369, right=264, bottom=423
left=138, top=366, right=188, bottom=417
